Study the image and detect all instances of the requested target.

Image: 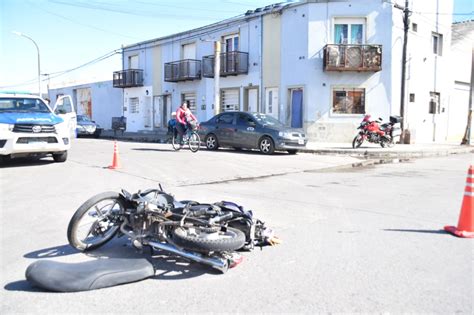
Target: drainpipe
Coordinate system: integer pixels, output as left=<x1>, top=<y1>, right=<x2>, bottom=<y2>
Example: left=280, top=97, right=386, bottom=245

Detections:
left=260, top=15, right=264, bottom=113
left=461, top=46, right=473, bottom=145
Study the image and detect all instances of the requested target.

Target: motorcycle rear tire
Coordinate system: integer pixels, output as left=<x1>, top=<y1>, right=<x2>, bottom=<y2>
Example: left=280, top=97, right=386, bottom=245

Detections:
left=67, top=192, right=122, bottom=251
left=172, top=226, right=245, bottom=252
left=352, top=134, right=364, bottom=149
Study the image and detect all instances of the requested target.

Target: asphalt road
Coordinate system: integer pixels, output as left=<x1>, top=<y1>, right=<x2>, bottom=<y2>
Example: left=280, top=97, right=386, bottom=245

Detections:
left=1, top=138, right=472, bottom=313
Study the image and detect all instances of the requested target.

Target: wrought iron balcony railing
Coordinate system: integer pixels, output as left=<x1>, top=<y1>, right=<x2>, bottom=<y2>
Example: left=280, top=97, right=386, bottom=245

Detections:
left=323, top=44, right=382, bottom=72
left=164, top=59, right=201, bottom=82
left=202, top=51, right=249, bottom=78
left=113, top=69, right=144, bottom=88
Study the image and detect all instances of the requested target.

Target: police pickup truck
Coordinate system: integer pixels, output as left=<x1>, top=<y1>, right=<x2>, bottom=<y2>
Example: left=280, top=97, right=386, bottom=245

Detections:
left=0, top=92, right=76, bottom=163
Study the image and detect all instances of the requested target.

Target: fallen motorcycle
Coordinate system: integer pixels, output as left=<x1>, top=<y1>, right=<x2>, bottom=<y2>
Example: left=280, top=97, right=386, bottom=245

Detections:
left=25, top=188, right=279, bottom=292
left=352, top=114, right=402, bottom=148
left=66, top=186, right=279, bottom=273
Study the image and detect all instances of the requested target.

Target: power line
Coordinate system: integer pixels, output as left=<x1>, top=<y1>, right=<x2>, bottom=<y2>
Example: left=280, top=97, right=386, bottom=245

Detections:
left=29, top=0, right=141, bottom=40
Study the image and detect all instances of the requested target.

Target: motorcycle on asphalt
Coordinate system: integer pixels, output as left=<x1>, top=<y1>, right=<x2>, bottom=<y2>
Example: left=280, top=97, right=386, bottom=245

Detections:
left=352, top=114, right=402, bottom=149
left=66, top=186, right=279, bottom=273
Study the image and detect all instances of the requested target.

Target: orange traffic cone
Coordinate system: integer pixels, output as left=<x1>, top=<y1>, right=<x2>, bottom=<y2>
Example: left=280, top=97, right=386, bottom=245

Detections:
left=108, top=141, right=122, bottom=169
left=444, top=165, right=474, bottom=238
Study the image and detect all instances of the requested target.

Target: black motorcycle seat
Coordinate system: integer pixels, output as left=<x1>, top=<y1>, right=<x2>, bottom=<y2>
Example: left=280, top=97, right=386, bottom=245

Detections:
left=25, top=258, right=155, bottom=292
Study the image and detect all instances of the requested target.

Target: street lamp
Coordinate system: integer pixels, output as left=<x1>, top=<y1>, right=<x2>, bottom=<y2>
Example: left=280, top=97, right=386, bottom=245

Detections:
left=13, top=31, right=41, bottom=97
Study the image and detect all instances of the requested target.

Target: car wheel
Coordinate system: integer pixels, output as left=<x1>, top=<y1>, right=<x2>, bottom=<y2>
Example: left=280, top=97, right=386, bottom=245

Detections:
left=259, top=136, right=274, bottom=155
left=205, top=134, right=219, bottom=150
left=53, top=151, right=68, bottom=163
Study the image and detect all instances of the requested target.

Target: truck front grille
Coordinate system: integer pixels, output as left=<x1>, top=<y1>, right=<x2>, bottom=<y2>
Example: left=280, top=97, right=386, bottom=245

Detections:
left=13, top=124, right=56, bottom=134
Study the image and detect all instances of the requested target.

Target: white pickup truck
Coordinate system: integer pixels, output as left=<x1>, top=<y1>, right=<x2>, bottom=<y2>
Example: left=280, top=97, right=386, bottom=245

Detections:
left=0, top=92, right=76, bottom=162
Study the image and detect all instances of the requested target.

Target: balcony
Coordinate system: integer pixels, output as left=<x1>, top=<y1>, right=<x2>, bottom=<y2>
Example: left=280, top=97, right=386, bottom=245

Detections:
left=323, top=44, right=382, bottom=72
left=113, top=69, right=144, bottom=88
left=202, top=51, right=249, bottom=78
left=164, top=59, right=201, bottom=82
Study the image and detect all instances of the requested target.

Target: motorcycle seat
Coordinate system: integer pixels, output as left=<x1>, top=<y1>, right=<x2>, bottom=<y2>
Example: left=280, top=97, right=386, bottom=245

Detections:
left=25, top=258, right=155, bottom=292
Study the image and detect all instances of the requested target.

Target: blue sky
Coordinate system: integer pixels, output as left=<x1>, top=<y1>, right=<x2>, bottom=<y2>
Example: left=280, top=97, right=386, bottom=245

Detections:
left=1, top=0, right=472, bottom=94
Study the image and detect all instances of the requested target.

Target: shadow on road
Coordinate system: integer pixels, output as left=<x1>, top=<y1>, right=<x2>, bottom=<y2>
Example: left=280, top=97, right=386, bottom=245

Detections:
left=132, top=147, right=289, bottom=156
left=8, top=239, right=215, bottom=292
left=383, top=228, right=448, bottom=235
left=0, top=156, right=55, bottom=168
left=24, top=244, right=78, bottom=259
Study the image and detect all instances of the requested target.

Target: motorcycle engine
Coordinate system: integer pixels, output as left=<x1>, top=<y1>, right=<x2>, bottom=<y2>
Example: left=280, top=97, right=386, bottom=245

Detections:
left=369, top=133, right=380, bottom=142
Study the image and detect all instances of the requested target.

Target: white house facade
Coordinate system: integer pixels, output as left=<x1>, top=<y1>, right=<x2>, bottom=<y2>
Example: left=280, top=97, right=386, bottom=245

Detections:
left=113, top=0, right=462, bottom=143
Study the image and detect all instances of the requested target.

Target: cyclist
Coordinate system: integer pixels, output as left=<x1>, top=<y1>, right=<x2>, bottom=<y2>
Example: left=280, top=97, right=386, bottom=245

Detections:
left=176, top=101, right=198, bottom=144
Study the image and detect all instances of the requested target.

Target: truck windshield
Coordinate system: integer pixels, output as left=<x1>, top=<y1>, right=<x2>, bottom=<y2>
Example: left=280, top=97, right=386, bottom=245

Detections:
left=0, top=98, right=51, bottom=113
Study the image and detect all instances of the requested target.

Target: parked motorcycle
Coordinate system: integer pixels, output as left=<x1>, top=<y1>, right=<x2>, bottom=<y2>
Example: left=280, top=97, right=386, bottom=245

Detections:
left=67, top=186, right=278, bottom=273
left=352, top=115, right=402, bottom=148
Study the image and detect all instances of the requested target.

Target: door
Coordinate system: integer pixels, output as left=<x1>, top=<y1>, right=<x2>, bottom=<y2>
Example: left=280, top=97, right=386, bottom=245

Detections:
left=265, top=87, right=279, bottom=119
left=129, top=55, right=139, bottom=69
left=182, top=43, right=196, bottom=60
left=76, top=88, right=91, bottom=117
left=53, top=95, right=76, bottom=136
left=247, top=88, right=258, bottom=113
left=143, top=96, right=152, bottom=129
left=156, top=94, right=171, bottom=129
left=214, top=112, right=235, bottom=145
left=223, top=34, right=239, bottom=72
left=290, top=89, right=303, bottom=128
left=153, top=96, right=162, bottom=130
left=235, top=112, right=259, bottom=148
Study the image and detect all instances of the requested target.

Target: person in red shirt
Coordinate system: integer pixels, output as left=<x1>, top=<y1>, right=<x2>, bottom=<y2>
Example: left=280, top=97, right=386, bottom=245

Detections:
left=175, top=101, right=198, bottom=144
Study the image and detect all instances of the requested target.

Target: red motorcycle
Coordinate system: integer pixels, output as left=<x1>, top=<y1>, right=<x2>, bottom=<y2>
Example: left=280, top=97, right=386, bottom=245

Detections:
left=352, top=115, right=402, bottom=148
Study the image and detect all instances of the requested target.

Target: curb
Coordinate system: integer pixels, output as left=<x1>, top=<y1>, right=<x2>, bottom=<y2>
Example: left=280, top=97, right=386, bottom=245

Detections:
left=99, top=132, right=473, bottom=158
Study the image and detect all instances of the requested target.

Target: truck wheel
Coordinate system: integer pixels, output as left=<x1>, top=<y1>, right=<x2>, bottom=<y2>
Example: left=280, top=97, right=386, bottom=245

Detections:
left=53, top=151, right=68, bottom=162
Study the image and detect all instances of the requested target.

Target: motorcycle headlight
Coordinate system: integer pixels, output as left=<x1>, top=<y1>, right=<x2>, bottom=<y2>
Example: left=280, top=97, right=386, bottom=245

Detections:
left=0, top=123, right=14, bottom=132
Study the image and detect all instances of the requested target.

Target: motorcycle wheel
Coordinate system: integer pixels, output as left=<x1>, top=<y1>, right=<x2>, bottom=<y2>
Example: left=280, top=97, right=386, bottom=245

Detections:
left=380, top=137, right=395, bottom=148
left=352, top=134, right=364, bottom=149
left=67, top=192, right=123, bottom=251
left=172, top=226, right=245, bottom=252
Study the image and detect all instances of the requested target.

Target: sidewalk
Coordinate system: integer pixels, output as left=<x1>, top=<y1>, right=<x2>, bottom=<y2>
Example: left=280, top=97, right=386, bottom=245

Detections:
left=100, top=129, right=473, bottom=159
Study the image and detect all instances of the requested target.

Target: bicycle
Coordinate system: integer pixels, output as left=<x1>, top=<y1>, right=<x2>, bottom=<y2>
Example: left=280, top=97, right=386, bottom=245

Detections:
left=172, top=125, right=200, bottom=153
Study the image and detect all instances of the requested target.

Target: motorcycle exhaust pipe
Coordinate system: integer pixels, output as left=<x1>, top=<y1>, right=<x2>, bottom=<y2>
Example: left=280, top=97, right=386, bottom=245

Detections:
left=147, top=240, right=229, bottom=273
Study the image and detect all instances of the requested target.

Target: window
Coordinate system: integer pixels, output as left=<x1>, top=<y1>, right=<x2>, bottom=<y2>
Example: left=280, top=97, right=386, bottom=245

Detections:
left=216, top=113, right=234, bottom=124
left=223, top=34, right=239, bottom=52
left=236, top=113, right=255, bottom=126
left=429, top=92, right=440, bottom=114
left=409, top=93, right=415, bottom=102
left=332, top=88, right=365, bottom=114
left=128, top=55, right=139, bottom=69
left=412, top=23, right=418, bottom=32
left=432, top=32, right=443, bottom=56
left=181, top=92, right=197, bottom=111
left=129, top=97, right=139, bottom=114
left=334, top=18, right=365, bottom=44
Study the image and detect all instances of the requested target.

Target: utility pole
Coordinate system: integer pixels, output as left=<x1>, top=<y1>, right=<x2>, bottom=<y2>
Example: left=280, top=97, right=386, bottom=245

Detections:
left=214, top=40, right=221, bottom=115
left=461, top=46, right=473, bottom=145
left=396, top=0, right=410, bottom=143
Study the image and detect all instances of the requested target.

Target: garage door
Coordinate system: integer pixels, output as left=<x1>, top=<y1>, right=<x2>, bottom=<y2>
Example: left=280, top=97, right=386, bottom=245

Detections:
left=221, top=88, right=239, bottom=112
